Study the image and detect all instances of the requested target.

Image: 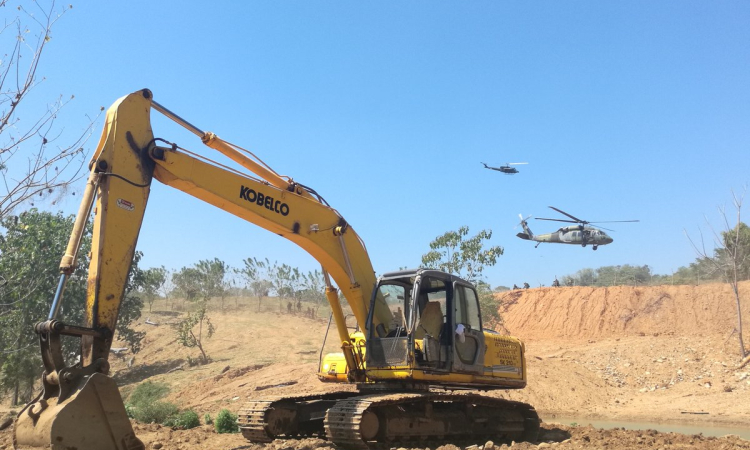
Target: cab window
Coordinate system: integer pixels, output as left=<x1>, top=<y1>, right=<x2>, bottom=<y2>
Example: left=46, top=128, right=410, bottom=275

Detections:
left=454, top=285, right=481, bottom=331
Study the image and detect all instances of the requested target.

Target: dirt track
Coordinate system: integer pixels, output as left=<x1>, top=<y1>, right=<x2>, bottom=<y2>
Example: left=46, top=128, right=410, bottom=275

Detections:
left=2, top=281, right=749, bottom=449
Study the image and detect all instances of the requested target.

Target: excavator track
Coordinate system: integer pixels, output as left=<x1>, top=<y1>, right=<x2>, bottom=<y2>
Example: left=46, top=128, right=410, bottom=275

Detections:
left=238, top=392, right=360, bottom=442
left=324, top=392, right=540, bottom=449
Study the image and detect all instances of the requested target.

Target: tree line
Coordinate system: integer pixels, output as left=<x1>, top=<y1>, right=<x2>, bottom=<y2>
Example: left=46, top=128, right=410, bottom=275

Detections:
left=141, top=257, right=329, bottom=316
left=560, top=222, right=750, bottom=287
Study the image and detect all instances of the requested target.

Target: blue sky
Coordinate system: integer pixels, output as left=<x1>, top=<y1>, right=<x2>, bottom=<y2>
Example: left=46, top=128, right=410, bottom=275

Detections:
left=22, top=1, right=750, bottom=288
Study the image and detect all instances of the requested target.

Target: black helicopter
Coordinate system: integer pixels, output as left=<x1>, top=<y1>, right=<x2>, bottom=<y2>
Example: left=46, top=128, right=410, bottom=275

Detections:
left=517, top=206, right=639, bottom=250
left=481, top=161, right=528, bottom=174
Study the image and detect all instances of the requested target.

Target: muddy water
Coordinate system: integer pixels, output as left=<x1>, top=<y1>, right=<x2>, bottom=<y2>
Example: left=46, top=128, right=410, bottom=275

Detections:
left=543, top=415, right=750, bottom=440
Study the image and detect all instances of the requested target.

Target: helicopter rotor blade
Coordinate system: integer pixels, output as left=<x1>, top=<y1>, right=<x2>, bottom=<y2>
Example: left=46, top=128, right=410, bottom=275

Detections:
left=508, top=162, right=528, bottom=165
left=548, top=206, right=587, bottom=224
left=588, top=220, right=640, bottom=224
left=536, top=217, right=579, bottom=224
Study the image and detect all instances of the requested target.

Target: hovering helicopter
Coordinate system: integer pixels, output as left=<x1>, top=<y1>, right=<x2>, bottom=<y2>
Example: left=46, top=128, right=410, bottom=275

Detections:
left=516, top=206, right=639, bottom=250
left=481, top=161, right=528, bottom=174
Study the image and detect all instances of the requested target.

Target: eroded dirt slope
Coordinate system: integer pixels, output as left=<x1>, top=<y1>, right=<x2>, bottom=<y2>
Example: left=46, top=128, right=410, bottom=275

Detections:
left=498, top=281, right=750, bottom=339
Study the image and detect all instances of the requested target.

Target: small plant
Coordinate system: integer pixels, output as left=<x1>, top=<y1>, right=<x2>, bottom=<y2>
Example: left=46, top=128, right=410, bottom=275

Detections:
left=214, top=408, right=239, bottom=433
left=176, top=301, right=216, bottom=364
left=204, top=413, right=213, bottom=425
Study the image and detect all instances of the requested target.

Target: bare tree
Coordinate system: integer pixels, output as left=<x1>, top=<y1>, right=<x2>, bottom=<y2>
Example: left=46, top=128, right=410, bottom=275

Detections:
left=685, top=186, right=748, bottom=361
left=0, top=1, right=100, bottom=219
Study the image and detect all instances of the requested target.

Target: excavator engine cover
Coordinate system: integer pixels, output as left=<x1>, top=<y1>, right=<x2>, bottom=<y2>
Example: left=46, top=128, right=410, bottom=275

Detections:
left=14, top=373, right=144, bottom=450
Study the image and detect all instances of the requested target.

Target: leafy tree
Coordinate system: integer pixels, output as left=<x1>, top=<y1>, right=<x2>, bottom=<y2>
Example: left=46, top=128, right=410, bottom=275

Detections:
left=0, top=209, right=144, bottom=404
left=476, top=280, right=503, bottom=331
left=176, top=301, right=215, bottom=364
left=672, top=257, right=719, bottom=284
left=157, top=268, right=175, bottom=309
left=421, top=226, right=503, bottom=283
left=140, top=266, right=167, bottom=312
left=237, top=257, right=274, bottom=312
left=566, top=265, right=652, bottom=287
left=173, top=259, right=231, bottom=310
left=300, top=269, right=326, bottom=317
left=0, top=1, right=100, bottom=219
left=118, top=251, right=146, bottom=353
left=718, top=222, right=750, bottom=282
left=172, top=266, right=202, bottom=306
left=422, top=226, right=504, bottom=331
left=194, top=258, right=230, bottom=309
left=270, top=262, right=301, bottom=313
left=561, top=268, right=597, bottom=287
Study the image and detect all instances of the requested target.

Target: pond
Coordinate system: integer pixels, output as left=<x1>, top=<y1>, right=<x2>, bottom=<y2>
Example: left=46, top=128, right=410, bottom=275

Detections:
left=542, top=415, right=750, bottom=440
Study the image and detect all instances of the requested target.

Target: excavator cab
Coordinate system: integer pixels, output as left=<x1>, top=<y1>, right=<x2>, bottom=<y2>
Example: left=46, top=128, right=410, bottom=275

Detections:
left=364, top=268, right=490, bottom=385
left=320, top=269, right=539, bottom=446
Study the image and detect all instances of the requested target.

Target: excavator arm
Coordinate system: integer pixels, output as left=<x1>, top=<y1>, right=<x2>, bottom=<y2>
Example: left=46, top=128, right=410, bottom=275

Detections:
left=15, top=89, right=393, bottom=450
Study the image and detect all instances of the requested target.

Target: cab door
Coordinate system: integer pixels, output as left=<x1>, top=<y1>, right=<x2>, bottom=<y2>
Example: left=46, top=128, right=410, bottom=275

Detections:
left=451, top=283, right=485, bottom=374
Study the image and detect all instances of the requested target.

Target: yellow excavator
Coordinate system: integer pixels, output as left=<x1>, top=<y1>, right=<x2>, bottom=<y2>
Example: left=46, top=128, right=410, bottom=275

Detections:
left=14, top=89, right=539, bottom=450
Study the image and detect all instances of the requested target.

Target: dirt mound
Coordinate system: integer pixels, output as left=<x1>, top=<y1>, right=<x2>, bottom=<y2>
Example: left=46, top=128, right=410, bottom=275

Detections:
left=498, top=281, right=750, bottom=340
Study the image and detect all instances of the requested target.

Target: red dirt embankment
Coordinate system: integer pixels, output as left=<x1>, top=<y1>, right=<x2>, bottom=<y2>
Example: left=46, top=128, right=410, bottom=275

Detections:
left=498, top=281, right=750, bottom=340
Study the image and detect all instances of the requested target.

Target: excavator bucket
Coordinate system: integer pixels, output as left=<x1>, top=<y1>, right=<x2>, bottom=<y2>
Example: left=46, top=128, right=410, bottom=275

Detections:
left=14, top=372, right=144, bottom=450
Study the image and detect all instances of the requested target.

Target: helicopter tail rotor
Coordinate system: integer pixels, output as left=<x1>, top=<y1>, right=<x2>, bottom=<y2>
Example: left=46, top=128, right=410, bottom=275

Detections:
left=516, top=214, right=534, bottom=240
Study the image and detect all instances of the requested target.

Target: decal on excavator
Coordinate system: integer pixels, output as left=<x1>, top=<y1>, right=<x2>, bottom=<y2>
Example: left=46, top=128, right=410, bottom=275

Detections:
left=490, top=338, right=522, bottom=367
left=116, top=198, right=135, bottom=211
left=239, top=185, right=290, bottom=216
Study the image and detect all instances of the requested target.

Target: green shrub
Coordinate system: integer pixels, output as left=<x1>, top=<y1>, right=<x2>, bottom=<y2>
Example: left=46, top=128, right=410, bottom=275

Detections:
left=214, top=408, right=239, bottom=433
left=204, top=413, right=213, bottom=425
left=164, top=410, right=200, bottom=429
left=127, top=381, right=170, bottom=407
left=132, top=401, right=179, bottom=424
left=124, top=381, right=179, bottom=424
